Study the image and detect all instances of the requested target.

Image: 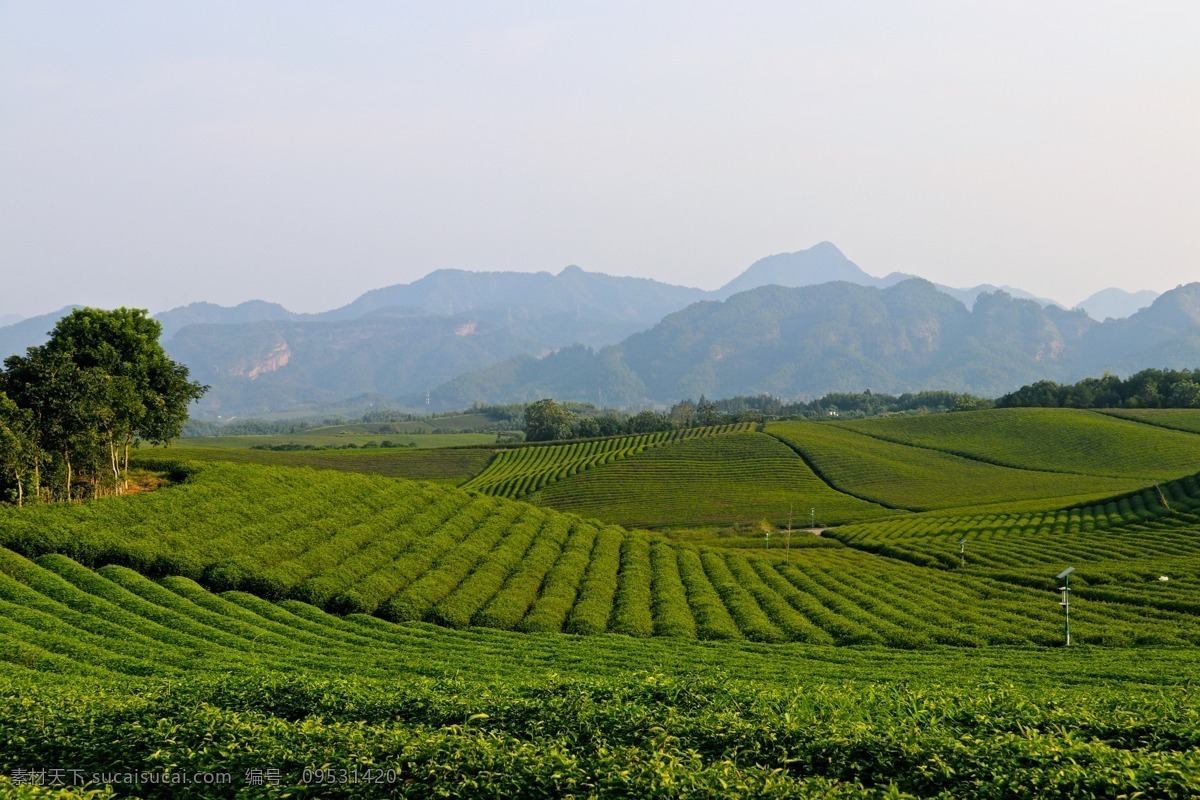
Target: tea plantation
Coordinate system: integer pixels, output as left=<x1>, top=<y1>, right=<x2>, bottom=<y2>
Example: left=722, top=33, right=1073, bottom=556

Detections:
left=0, top=548, right=1199, bottom=799
left=2, top=408, right=1200, bottom=797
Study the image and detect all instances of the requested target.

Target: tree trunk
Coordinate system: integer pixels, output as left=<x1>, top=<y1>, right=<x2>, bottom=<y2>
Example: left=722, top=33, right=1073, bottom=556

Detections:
left=109, top=439, right=122, bottom=495
left=64, top=451, right=72, bottom=502
left=13, top=470, right=22, bottom=508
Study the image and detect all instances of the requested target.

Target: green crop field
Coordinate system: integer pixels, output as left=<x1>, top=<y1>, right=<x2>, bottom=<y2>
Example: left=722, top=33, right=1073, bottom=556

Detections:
left=1, top=548, right=1198, bottom=798
left=832, top=407, right=1200, bottom=480
left=3, top=460, right=1194, bottom=647
left=6, top=407, right=1200, bottom=797
left=143, top=444, right=495, bottom=484
left=461, top=423, right=754, bottom=498
left=829, top=471, right=1200, bottom=619
left=768, top=420, right=1145, bottom=511
left=528, top=431, right=899, bottom=528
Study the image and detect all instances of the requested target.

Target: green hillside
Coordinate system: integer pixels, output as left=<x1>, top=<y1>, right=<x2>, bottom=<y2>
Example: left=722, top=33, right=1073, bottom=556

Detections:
left=768, top=420, right=1144, bottom=511
left=2, top=547, right=1199, bottom=798
left=529, top=431, right=898, bottom=528
left=832, top=407, right=1200, bottom=480
left=1100, top=407, right=1200, bottom=435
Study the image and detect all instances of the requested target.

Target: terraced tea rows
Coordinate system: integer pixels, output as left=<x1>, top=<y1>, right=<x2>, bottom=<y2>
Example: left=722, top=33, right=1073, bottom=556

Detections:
left=768, top=420, right=1144, bottom=511
left=2, top=545, right=1199, bottom=798
left=5, top=461, right=1193, bottom=647
left=529, top=431, right=898, bottom=527
left=829, top=471, right=1200, bottom=628
left=461, top=423, right=754, bottom=497
left=832, top=407, right=1200, bottom=480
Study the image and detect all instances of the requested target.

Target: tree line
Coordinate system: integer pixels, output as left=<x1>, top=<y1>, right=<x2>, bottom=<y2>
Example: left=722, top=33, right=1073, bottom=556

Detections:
left=522, top=391, right=994, bottom=442
left=0, top=308, right=207, bottom=505
left=996, top=369, right=1200, bottom=409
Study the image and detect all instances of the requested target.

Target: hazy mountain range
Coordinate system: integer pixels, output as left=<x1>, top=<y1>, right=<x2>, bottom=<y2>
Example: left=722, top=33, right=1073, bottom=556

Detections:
left=0, top=244, right=1174, bottom=417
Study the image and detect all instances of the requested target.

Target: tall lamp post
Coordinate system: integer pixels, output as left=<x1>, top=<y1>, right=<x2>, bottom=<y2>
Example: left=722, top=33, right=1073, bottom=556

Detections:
left=785, top=505, right=793, bottom=565
left=1057, top=567, right=1075, bottom=646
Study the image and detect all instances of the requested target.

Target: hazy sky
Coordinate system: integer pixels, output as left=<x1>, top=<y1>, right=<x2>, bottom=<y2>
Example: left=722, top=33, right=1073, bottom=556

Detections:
left=2, top=1, right=1198, bottom=318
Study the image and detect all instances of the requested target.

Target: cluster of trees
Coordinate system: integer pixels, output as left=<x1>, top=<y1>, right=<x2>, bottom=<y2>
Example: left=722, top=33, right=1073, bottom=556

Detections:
left=522, top=398, right=758, bottom=442
left=0, top=308, right=207, bottom=505
left=709, top=390, right=993, bottom=418
left=522, top=390, right=993, bottom=442
left=997, top=369, right=1200, bottom=409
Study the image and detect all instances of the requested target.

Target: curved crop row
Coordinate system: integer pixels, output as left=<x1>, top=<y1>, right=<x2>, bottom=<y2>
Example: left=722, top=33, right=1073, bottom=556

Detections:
left=462, top=423, right=754, bottom=498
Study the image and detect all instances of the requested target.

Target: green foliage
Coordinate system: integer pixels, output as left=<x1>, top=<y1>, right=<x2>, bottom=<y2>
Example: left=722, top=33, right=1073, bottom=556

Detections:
left=997, top=367, right=1200, bottom=409
left=0, top=308, right=205, bottom=502
left=523, top=398, right=576, bottom=442
left=707, top=389, right=994, bottom=419
left=0, top=393, right=35, bottom=505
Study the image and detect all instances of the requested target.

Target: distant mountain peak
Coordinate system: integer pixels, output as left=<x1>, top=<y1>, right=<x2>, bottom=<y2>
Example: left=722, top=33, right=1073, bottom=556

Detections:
left=1074, top=287, right=1160, bottom=321
left=717, top=242, right=875, bottom=298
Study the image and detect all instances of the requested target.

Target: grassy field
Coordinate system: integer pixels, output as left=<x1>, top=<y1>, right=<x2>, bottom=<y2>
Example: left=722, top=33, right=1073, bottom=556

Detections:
left=832, top=407, right=1200, bottom=480
left=768, top=420, right=1145, bottom=511
left=529, top=431, right=899, bottom=528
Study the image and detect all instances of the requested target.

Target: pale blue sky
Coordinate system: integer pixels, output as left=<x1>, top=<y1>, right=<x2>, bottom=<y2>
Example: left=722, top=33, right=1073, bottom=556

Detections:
left=2, top=1, right=1197, bottom=318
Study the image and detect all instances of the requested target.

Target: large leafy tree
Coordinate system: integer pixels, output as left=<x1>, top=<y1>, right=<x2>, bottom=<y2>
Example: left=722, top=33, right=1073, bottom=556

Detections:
left=523, top=398, right=576, bottom=442
left=1, top=307, right=207, bottom=501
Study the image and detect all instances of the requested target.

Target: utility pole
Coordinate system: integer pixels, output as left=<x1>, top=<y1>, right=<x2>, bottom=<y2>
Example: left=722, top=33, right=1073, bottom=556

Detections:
left=958, top=538, right=966, bottom=568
